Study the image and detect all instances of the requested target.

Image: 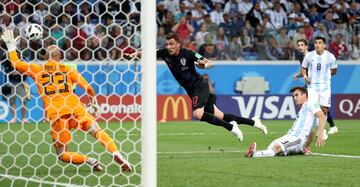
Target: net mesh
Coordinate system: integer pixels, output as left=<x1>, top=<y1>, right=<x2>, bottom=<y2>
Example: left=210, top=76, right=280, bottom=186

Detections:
left=0, top=0, right=141, bottom=186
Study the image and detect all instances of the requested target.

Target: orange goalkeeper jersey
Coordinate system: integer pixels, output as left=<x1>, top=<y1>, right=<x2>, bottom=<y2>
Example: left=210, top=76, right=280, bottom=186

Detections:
left=9, top=51, right=96, bottom=120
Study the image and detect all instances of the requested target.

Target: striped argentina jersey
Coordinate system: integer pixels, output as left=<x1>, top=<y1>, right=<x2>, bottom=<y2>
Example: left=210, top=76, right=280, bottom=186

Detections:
left=287, top=102, right=321, bottom=140
left=301, top=50, right=337, bottom=90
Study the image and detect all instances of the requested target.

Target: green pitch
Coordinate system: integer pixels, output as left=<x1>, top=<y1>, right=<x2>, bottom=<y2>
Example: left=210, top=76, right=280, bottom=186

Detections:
left=1, top=120, right=360, bottom=186
left=0, top=121, right=142, bottom=186
left=158, top=120, right=360, bottom=187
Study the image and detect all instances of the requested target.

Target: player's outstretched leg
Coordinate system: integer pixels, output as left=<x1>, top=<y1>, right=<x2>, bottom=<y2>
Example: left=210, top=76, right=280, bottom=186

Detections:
left=88, top=121, right=132, bottom=172
left=222, top=113, right=268, bottom=135
left=51, top=117, right=103, bottom=172
left=251, top=116, right=268, bottom=135
left=194, top=108, right=243, bottom=141
left=229, top=121, right=243, bottom=141
left=58, top=151, right=103, bottom=172
left=245, top=142, right=277, bottom=158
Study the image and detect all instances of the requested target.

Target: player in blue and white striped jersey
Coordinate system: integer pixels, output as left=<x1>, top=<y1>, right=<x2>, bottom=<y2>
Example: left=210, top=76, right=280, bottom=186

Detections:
left=300, top=36, right=337, bottom=130
left=294, top=39, right=338, bottom=134
left=245, top=87, right=326, bottom=157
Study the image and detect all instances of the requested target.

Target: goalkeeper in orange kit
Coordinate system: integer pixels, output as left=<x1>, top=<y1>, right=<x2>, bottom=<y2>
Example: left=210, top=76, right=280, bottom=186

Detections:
left=1, top=30, right=132, bottom=172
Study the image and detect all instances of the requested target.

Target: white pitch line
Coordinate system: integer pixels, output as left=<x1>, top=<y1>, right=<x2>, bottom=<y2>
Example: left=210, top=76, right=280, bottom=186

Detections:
left=158, top=132, right=217, bottom=136
left=158, top=150, right=242, bottom=154
left=0, top=174, right=84, bottom=187
left=157, top=150, right=360, bottom=159
left=156, top=131, right=282, bottom=136
left=312, top=153, right=360, bottom=159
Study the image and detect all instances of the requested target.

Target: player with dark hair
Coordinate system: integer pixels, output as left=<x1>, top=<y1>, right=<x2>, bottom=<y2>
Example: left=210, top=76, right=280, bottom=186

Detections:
left=295, top=39, right=338, bottom=134
left=293, top=39, right=308, bottom=81
left=245, top=86, right=326, bottom=158
left=299, top=37, right=338, bottom=135
left=126, top=32, right=268, bottom=141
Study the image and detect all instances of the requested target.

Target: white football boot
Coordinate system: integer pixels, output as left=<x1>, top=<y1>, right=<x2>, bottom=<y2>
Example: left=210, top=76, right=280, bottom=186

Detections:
left=87, top=158, right=103, bottom=172
left=328, top=126, right=338, bottom=134
left=252, top=116, right=268, bottom=135
left=113, top=152, right=132, bottom=172
left=230, top=121, right=243, bottom=141
left=245, top=142, right=257, bottom=158
left=317, top=129, right=328, bottom=140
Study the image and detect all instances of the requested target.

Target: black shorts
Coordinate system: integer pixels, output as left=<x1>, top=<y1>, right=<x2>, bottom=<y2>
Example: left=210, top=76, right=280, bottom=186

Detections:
left=188, top=80, right=217, bottom=114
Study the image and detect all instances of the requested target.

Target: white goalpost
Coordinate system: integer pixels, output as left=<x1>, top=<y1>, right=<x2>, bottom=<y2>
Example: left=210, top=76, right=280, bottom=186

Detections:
left=0, top=0, right=157, bottom=186
left=141, top=0, right=157, bottom=186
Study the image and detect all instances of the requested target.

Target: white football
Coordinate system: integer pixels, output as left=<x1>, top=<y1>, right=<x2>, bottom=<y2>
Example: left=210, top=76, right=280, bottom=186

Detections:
left=25, top=23, right=43, bottom=41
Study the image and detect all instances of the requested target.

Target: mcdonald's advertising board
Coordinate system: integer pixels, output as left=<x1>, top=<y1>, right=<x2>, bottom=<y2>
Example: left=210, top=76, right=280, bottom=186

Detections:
left=2, top=93, right=359, bottom=123
left=80, top=94, right=192, bottom=122
left=81, top=94, right=142, bottom=122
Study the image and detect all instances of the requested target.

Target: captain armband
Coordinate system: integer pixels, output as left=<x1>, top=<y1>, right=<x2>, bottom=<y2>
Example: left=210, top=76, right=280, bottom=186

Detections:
left=194, top=52, right=204, bottom=60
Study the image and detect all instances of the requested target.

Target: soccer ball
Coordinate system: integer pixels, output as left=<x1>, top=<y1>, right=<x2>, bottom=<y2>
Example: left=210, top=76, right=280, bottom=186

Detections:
left=25, top=23, right=43, bottom=41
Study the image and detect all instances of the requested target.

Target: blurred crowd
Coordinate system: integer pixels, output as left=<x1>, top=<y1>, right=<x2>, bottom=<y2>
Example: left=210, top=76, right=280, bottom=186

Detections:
left=0, top=0, right=141, bottom=61
left=0, top=0, right=360, bottom=61
left=157, top=0, right=360, bottom=60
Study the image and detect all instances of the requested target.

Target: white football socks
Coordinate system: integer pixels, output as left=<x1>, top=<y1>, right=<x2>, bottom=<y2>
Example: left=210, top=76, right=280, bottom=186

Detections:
left=253, top=148, right=276, bottom=157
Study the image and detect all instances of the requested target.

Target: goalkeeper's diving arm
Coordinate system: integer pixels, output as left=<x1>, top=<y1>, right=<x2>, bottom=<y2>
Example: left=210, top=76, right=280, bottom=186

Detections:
left=74, top=73, right=101, bottom=117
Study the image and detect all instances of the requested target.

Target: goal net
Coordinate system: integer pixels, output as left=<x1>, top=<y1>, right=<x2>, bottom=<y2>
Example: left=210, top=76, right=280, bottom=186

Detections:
left=0, top=0, right=156, bottom=186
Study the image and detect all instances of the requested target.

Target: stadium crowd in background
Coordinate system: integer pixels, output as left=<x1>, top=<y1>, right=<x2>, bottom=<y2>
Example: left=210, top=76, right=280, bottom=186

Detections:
left=157, top=0, right=360, bottom=60
left=0, top=0, right=359, bottom=61
left=0, top=0, right=141, bottom=61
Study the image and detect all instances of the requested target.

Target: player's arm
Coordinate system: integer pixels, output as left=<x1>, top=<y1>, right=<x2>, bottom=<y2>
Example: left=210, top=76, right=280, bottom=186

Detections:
left=77, top=75, right=96, bottom=97
left=293, top=71, right=303, bottom=80
left=194, top=52, right=214, bottom=69
left=315, top=110, right=326, bottom=147
left=124, top=50, right=142, bottom=58
left=331, top=68, right=337, bottom=76
left=330, top=55, right=337, bottom=76
left=302, top=131, right=314, bottom=155
left=8, top=51, right=41, bottom=75
left=301, top=67, right=310, bottom=83
left=295, top=71, right=303, bottom=78
left=71, top=71, right=96, bottom=98
left=71, top=71, right=101, bottom=117
left=301, top=67, right=310, bottom=84
left=300, top=67, right=307, bottom=77
left=2, top=30, right=41, bottom=76
left=125, top=48, right=163, bottom=59
left=304, top=131, right=314, bottom=148
left=301, top=54, right=310, bottom=84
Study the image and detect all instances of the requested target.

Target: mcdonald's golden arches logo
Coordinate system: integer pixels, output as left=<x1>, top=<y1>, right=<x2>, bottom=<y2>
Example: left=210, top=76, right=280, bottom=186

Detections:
left=160, top=96, right=191, bottom=122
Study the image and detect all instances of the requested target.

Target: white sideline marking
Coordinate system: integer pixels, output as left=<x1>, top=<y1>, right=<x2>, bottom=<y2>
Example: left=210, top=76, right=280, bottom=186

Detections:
left=158, top=150, right=242, bottom=154
left=156, top=131, right=354, bottom=136
left=312, top=153, right=360, bottom=159
left=157, top=131, right=282, bottom=136
left=157, top=151, right=360, bottom=159
left=0, top=174, right=84, bottom=187
left=158, top=132, right=217, bottom=136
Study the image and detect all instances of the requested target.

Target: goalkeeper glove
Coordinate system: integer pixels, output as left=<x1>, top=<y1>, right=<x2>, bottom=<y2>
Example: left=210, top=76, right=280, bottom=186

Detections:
left=89, top=96, right=101, bottom=118
left=1, top=29, right=19, bottom=51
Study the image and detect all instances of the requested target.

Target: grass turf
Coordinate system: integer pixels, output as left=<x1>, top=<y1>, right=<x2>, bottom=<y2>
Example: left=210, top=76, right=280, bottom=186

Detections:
left=0, top=120, right=359, bottom=186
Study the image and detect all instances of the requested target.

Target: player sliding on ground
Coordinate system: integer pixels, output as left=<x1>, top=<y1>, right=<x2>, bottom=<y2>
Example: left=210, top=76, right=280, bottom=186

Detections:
left=245, top=86, right=326, bottom=158
left=1, top=30, right=131, bottom=172
left=125, top=32, right=267, bottom=141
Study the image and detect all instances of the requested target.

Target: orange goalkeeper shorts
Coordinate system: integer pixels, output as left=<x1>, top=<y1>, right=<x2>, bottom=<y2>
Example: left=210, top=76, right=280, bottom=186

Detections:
left=50, top=111, right=94, bottom=149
